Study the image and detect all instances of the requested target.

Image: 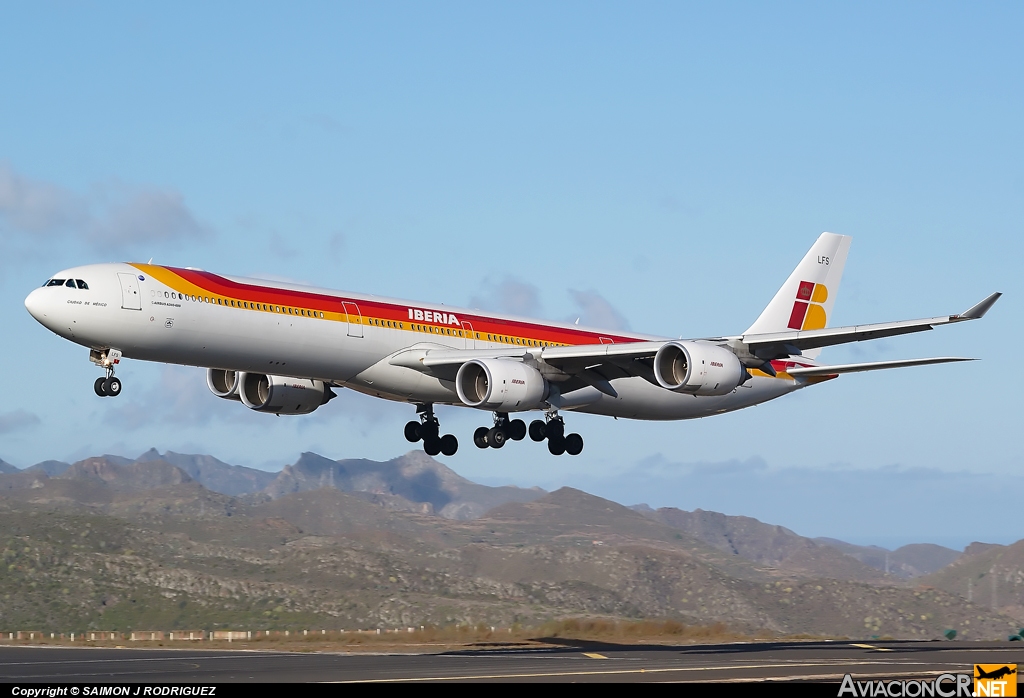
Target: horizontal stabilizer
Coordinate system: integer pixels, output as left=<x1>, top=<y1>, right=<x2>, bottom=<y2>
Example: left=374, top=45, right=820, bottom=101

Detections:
left=786, top=357, right=975, bottom=377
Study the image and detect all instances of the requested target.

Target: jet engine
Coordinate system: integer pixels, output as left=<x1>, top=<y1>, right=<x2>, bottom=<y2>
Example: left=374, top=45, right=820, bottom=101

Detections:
left=653, top=341, right=747, bottom=396
left=456, top=359, right=549, bottom=412
left=207, top=368, right=241, bottom=401
left=237, top=372, right=335, bottom=415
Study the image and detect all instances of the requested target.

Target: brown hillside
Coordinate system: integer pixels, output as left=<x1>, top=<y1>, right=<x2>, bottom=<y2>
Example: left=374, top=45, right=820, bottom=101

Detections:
left=921, top=539, right=1024, bottom=623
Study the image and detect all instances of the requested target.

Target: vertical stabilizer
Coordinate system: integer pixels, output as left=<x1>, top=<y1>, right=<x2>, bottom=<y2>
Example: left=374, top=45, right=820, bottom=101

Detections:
left=743, top=233, right=852, bottom=356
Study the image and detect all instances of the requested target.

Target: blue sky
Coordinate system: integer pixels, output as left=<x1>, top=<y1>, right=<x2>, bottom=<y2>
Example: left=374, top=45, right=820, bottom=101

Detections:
left=0, top=2, right=1020, bottom=547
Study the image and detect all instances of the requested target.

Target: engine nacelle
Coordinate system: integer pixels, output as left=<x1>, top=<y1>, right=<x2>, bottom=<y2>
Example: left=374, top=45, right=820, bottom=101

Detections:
left=207, top=368, right=241, bottom=401
left=238, top=372, right=334, bottom=415
left=456, top=359, right=549, bottom=412
left=653, top=341, right=747, bottom=396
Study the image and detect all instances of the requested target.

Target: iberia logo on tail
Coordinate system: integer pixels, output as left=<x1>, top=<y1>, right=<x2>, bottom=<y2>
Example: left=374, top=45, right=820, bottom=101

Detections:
left=787, top=280, right=829, bottom=331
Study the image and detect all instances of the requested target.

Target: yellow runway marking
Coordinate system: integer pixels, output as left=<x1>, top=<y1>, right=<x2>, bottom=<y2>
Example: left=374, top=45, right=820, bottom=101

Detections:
left=582, top=652, right=609, bottom=659
left=851, top=644, right=894, bottom=652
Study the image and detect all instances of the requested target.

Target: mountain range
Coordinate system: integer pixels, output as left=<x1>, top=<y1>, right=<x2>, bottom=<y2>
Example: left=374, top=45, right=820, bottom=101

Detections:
left=0, top=449, right=1019, bottom=638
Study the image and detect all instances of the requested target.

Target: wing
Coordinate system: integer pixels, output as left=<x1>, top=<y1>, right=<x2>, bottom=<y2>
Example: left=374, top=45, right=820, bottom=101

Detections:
left=387, top=292, right=1000, bottom=394
left=737, top=292, right=1001, bottom=361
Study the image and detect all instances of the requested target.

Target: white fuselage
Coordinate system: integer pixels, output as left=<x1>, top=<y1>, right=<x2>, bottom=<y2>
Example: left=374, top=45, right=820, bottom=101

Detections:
left=25, top=262, right=808, bottom=421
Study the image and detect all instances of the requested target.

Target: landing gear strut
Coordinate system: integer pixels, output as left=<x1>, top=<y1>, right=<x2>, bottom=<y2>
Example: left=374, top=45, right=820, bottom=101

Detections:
left=474, top=413, right=526, bottom=449
left=528, top=412, right=584, bottom=456
left=404, top=404, right=458, bottom=457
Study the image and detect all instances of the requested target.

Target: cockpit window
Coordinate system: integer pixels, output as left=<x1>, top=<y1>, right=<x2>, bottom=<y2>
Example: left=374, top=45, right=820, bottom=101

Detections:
left=65, top=279, right=76, bottom=288
left=46, top=279, right=66, bottom=287
left=76, top=279, right=89, bottom=290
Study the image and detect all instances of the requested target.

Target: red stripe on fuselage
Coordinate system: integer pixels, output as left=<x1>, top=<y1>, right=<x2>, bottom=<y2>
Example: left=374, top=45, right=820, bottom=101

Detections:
left=163, top=266, right=643, bottom=347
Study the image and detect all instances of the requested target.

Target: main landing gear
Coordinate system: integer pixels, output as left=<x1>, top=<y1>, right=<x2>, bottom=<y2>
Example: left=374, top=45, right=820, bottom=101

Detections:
left=473, top=413, right=527, bottom=449
left=405, top=404, right=458, bottom=457
left=474, top=411, right=584, bottom=456
left=528, top=412, right=584, bottom=456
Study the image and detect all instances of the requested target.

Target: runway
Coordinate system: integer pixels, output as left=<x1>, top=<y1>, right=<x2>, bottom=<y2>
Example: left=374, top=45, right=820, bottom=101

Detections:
left=0, top=640, right=1020, bottom=683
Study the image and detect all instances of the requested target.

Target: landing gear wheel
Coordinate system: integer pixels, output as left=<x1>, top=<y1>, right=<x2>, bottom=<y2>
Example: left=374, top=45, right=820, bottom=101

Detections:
left=103, top=376, right=122, bottom=397
left=420, top=421, right=439, bottom=441
left=547, top=436, right=566, bottom=456
left=545, top=418, right=564, bottom=440
left=440, top=434, right=459, bottom=456
left=94, top=377, right=108, bottom=397
left=423, top=436, right=442, bottom=456
left=529, top=420, right=546, bottom=442
left=488, top=426, right=507, bottom=449
left=474, top=426, right=490, bottom=449
left=508, top=419, right=527, bottom=441
left=564, top=433, right=584, bottom=456
left=404, top=421, right=422, bottom=442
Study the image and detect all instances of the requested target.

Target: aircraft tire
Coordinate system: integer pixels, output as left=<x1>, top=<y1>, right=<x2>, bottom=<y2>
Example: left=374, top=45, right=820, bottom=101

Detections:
left=488, top=426, right=507, bottom=449
left=440, top=434, right=458, bottom=456
left=420, top=421, right=439, bottom=440
left=528, top=420, right=546, bottom=442
left=404, top=421, right=422, bottom=442
left=473, top=426, right=490, bottom=449
left=547, top=436, right=566, bottom=456
left=103, top=377, right=122, bottom=397
left=94, top=377, right=108, bottom=397
left=545, top=419, right=564, bottom=440
left=508, top=419, right=527, bottom=441
left=565, top=433, right=583, bottom=456
left=423, top=437, right=442, bottom=456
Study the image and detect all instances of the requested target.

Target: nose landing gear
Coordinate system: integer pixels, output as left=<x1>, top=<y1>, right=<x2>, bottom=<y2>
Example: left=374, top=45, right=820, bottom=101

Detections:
left=404, top=404, right=458, bottom=457
left=94, top=374, right=122, bottom=397
left=90, top=348, right=123, bottom=397
left=528, top=413, right=584, bottom=456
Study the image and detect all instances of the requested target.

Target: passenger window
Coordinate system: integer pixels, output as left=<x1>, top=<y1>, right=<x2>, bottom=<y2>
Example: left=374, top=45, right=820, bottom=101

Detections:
left=76, top=280, right=89, bottom=290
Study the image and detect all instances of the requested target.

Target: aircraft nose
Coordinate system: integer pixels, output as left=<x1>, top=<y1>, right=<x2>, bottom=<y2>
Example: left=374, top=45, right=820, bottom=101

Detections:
left=24, top=287, right=46, bottom=322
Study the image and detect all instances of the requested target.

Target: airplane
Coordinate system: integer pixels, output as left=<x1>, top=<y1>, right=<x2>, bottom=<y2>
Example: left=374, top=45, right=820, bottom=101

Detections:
left=23, top=232, right=1000, bottom=457
left=975, top=666, right=1016, bottom=681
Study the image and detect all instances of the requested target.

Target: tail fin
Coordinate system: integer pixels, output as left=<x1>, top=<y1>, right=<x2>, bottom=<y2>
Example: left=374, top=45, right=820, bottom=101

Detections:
left=744, top=233, right=852, bottom=355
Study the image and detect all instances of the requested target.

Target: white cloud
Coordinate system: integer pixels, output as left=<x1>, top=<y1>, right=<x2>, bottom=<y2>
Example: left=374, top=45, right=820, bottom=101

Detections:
left=89, top=188, right=206, bottom=245
left=568, top=289, right=630, bottom=330
left=327, top=232, right=346, bottom=262
left=0, top=410, right=42, bottom=434
left=0, top=164, right=86, bottom=236
left=0, top=163, right=208, bottom=258
left=470, top=276, right=542, bottom=317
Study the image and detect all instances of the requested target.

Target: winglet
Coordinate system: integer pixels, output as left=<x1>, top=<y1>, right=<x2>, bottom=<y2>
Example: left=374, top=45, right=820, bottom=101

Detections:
left=957, top=292, right=1002, bottom=320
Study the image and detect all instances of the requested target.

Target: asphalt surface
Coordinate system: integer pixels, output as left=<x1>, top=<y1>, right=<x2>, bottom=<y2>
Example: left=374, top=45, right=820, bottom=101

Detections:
left=0, top=640, right=1021, bottom=683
